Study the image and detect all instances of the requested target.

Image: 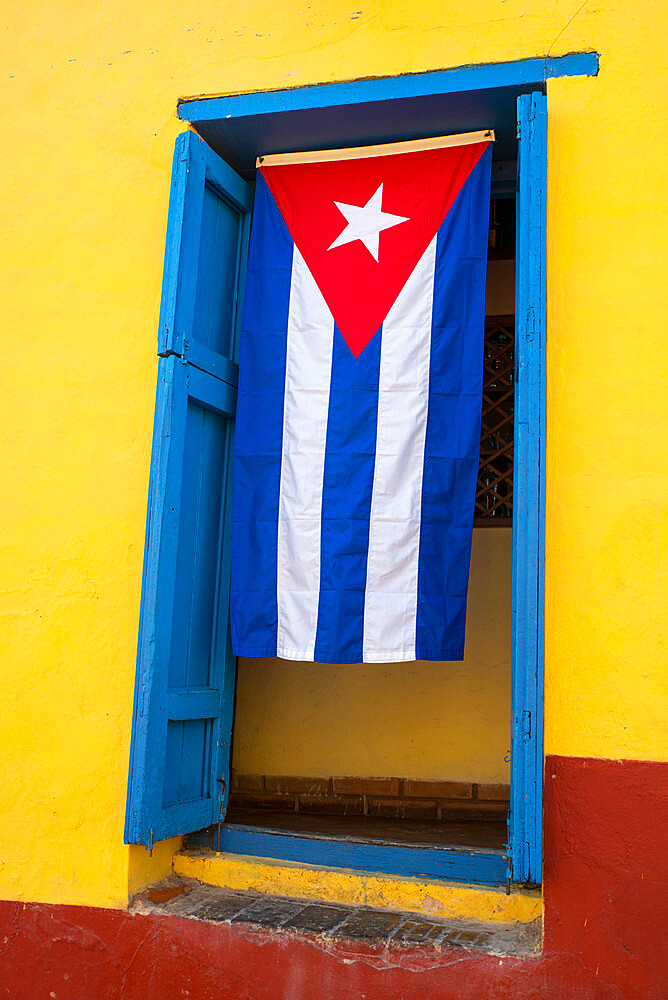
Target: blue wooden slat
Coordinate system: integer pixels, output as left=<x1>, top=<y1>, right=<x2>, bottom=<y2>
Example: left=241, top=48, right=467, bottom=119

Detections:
left=187, top=339, right=239, bottom=387
left=203, top=151, right=253, bottom=214
left=194, top=184, right=243, bottom=359
left=179, top=718, right=211, bottom=804
left=194, top=184, right=225, bottom=354
left=159, top=131, right=252, bottom=362
left=126, top=356, right=188, bottom=844
left=167, top=688, right=222, bottom=721
left=157, top=137, right=190, bottom=356
left=125, top=356, right=239, bottom=847
left=178, top=54, right=598, bottom=123
left=163, top=719, right=211, bottom=808
left=168, top=399, right=207, bottom=689
left=208, top=409, right=238, bottom=823
left=218, top=826, right=507, bottom=885
left=231, top=200, right=252, bottom=365
left=168, top=401, right=227, bottom=690
left=157, top=134, right=205, bottom=357
left=162, top=719, right=184, bottom=808
left=187, top=407, right=228, bottom=688
left=187, top=363, right=237, bottom=415
left=509, top=92, right=547, bottom=885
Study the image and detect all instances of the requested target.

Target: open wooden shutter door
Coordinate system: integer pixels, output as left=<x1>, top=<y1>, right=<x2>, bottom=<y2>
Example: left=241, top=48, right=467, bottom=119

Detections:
left=125, top=132, right=251, bottom=848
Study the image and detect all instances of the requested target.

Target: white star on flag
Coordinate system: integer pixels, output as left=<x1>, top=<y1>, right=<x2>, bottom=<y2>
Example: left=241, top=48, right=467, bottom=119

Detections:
left=327, top=183, right=409, bottom=262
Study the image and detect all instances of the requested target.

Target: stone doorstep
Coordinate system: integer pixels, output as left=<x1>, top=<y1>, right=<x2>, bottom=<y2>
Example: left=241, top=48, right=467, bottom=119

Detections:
left=132, top=877, right=541, bottom=957
left=174, top=848, right=540, bottom=927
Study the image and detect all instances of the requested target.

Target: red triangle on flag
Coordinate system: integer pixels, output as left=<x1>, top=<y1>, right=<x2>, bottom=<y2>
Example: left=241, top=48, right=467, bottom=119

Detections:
left=261, top=139, right=490, bottom=358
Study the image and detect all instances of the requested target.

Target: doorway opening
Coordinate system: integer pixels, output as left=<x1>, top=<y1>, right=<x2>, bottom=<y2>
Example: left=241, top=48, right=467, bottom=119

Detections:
left=125, top=64, right=562, bottom=887
left=221, top=193, right=516, bottom=868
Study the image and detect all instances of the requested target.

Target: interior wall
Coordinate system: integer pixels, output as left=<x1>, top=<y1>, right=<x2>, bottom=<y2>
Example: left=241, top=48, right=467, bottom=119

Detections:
left=233, top=528, right=511, bottom=784
left=231, top=260, right=515, bottom=785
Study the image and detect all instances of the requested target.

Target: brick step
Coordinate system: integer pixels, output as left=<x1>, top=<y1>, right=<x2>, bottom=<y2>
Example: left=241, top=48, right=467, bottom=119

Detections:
left=230, top=773, right=509, bottom=820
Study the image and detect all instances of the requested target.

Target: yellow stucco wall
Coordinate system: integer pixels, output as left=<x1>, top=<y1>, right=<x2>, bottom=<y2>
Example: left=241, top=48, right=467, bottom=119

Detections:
left=1, top=1, right=666, bottom=909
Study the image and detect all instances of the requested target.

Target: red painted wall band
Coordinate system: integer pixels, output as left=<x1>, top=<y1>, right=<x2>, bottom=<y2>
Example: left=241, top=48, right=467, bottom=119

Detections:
left=1, top=755, right=666, bottom=1000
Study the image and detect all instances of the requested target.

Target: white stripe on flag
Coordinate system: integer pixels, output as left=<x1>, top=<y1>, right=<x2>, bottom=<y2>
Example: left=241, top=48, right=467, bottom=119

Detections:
left=362, top=236, right=437, bottom=662
left=276, top=246, right=334, bottom=659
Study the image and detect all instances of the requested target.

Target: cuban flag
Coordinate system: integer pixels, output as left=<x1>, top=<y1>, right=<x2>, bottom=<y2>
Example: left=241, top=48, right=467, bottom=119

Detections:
left=231, top=132, right=493, bottom=664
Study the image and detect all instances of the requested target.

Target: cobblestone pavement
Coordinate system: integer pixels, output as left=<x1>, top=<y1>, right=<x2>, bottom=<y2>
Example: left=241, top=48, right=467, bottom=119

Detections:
left=132, top=878, right=540, bottom=956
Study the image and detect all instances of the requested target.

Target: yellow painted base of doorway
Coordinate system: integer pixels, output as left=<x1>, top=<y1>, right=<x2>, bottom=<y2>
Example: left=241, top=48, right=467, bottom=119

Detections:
left=173, top=849, right=541, bottom=925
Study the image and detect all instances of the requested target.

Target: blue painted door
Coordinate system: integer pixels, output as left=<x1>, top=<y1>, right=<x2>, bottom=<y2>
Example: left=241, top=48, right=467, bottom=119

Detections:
left=509, top=91, right=547, bottom=884
left=125, top=133, right=251, bottom=848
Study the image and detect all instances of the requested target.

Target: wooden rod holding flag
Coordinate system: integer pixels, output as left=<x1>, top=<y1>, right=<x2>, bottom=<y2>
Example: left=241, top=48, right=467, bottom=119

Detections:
left=256, top=130, right=495, bottom=168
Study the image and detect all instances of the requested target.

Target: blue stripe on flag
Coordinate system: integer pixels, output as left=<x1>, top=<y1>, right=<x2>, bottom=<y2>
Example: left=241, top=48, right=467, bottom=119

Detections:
left=231, top=175, right=292, bottom=656
left=314, top=326, right=382, bottom=663
left=416, top=145, right=492, bottom=660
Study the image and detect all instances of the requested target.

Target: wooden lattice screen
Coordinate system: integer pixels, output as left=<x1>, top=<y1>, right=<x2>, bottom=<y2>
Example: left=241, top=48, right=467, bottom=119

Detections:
left=475, top=314, right=514, bottom=522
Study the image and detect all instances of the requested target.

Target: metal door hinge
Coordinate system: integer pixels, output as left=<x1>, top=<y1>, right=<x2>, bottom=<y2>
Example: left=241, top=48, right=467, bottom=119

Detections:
left=506, top=853, right=513, bottom=894
left=216, top=777, right=226, bottom=852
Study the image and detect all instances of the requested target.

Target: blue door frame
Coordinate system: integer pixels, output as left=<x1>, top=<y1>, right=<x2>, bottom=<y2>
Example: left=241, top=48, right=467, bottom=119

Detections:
left=510, top=91, right=547, bottom=885
left=129, top=54, right=596, bottom=885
